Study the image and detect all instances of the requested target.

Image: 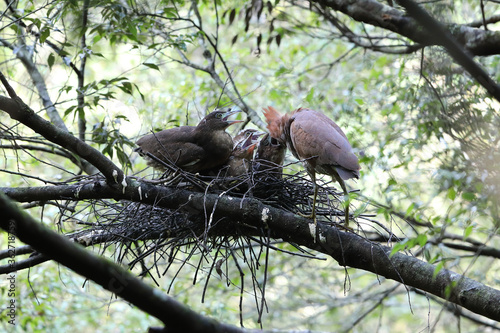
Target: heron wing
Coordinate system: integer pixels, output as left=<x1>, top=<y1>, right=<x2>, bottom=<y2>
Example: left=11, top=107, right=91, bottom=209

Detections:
left=289, top=109, right=360, bottom=179
left=136, top=127, right=204, bottom=168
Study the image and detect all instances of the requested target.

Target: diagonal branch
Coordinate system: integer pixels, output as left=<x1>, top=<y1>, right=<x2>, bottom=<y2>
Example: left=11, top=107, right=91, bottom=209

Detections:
left=1, top=177, right=499, bottom=321
left=0, top=191, right=246, bottom=333
left=0, top=82, right=124, bottom=186
left=144, top=10, right=265, bottom=128
left=312, top=0, right=500, bottom=56
left=0, top=37, right=98, bottom=175
left=396, top=0, right=500, bottom=103
left=77, top=0, right=90, bottom=142
left=0, top=37, right=67, bottom=130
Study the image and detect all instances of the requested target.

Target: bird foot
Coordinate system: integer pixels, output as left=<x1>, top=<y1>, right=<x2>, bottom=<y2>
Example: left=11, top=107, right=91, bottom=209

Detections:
left=338, top=224, right=354, bottom=232
left=296, top=212, right=320, bottom=242
left=297, top=211, right=314, bottom=219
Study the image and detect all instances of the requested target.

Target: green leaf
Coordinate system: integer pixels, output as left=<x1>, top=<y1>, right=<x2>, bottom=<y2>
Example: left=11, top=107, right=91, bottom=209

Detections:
left=444, top=281, right=457, bottom=299
left=115, top=115, right=130, bottom=121
left=388, top=178, right=397, bottom=186
left=119, top=81, right=133, bottom=95
left=447, top=187, right=456, bottom=200
left=416, top=234, right=427, bottom=247
left=461, top=192, right=476, bottom=201
left=103, top=143, right=113, bottom=158
left=128, top=22, right=137, bottom=39
left=433, top=262, right=444, bottom=279
left=305, top=88, right=314, bottom=104
left=390, top=242, right=405, bottom=257
left=63, top=105, right=77, bottom=118
left=143, top=62, right=160, bottom=71
left=162, top=7, right=178, bottom=18
left=405, top=203, right=415, bottom=216
left=93, top=33, right=103, bottom=44
left=40, top=26, right=50, bottom=43
left=133, top=83, right=145, bottom=101
left=47, top=53, right=55, bottom=70
left=464, top=225, right=473, bottom=239
left=275, top=65, right=291, bottom=77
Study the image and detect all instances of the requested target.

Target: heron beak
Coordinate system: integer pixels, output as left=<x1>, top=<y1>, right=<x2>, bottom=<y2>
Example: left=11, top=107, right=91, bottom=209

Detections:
left=241, top=130, right=260, bottom=150
left=223, top=107, right=244, bottom=125
left=251, top=131, right=266, bottom=141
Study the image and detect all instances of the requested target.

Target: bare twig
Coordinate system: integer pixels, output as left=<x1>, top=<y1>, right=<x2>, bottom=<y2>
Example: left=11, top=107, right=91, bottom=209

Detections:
left=0, top=80, right=124, bottom=185
left=396, top=0, right=500, bottom=103
left=0, top=191, right=246, bottom=333
left=77, top=0, right=90, bottom=142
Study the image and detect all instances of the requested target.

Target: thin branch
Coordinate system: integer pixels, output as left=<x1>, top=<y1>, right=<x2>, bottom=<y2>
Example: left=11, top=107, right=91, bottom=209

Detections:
left=396, top=0, right=500, bottom=102
left=1, top=177, right=500, bottom=321
left=441, top=242, right=500, bottom=259
left=467, top=14, right=500, bottom=28
left=77, top=0, right=90, bottom=142
left=0, top=168, right=66, bottom=185
left=0, top=81, right=124, bottom=185
left=0, top=191, right=246, bottom=333
left=0, top=144, right=70, bottom=158
left=480, top=0, right=488, bottom=31
left=0, top=244, right=33, bottom=260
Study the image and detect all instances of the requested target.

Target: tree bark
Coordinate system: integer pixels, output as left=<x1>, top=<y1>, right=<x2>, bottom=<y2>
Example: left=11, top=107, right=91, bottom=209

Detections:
left=313, top=0, right=500, bottom=56
left=0, top=191, right=247, bottom=333
left=2, top=178, right=499, bottom=321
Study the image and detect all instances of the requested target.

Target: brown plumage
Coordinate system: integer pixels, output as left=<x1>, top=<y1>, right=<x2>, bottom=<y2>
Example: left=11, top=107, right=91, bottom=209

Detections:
left=254, top=133, right=286, bottom=177
left=252, top=132, right=287, bottom=198
left=263, top=106, right=360, bottom=228
left=232, top=128, right=261, bottom=148
left=136, top=108, right=242, bottom=173
left=225, top=130, right=261, bottom=177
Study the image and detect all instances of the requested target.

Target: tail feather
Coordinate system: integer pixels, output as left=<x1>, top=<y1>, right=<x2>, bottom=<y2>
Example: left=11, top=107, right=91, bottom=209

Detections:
left=263, top=106, right=290, bottom=144
left=263, top=106, right=282, bottom=138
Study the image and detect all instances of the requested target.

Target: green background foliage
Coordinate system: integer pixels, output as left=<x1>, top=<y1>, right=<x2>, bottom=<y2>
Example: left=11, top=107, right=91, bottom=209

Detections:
left=0, top=0, right=499, bottom=331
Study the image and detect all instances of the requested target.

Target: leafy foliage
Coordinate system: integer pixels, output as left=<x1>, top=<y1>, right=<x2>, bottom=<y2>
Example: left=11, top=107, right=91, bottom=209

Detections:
left=1, top=0, right=500, bottom=331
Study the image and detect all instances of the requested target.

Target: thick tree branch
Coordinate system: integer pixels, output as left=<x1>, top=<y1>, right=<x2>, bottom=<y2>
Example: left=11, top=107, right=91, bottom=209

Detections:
left=396, top=0, right=500, bottom=103
left=1, top=178, right=499, bottom=321
left=77, top=0, right=90, bottom=142
left=0, top=191, right=246, bottom=333
left=0, top=83, right=124, bottom=186
left=313, top=0, right=500, bottom=56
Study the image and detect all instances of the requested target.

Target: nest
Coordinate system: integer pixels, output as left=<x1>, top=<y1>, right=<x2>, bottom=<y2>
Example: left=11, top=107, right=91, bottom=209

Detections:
left=60, top=159, right=379, bottom=324
left=70, top=161, right=349, bottom=244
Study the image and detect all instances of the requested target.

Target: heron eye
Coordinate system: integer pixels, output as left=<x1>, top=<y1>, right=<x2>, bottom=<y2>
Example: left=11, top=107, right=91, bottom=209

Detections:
left=215, top=113, right=223, bottom=119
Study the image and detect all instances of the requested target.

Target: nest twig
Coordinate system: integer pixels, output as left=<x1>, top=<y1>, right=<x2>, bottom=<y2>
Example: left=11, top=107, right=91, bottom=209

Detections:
left=7, top=159, right=383, bottom=324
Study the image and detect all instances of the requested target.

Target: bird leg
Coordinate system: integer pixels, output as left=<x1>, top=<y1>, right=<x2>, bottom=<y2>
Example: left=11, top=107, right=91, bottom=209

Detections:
left=298, top=180, right=318, bottom=222
left=297, top=171, right=320, bottom=241
left=331, top=173, right=352, bottom=231
left=311, top=180, right=318, bottom=224
left=300, top=171, right=353, bottom=235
